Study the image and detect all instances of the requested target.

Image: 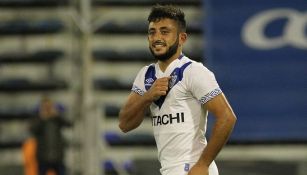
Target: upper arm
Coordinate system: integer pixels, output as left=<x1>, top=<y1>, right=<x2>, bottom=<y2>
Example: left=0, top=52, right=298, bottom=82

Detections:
left=185, top=63, right=234, bottom=119
left=204, top=93, right=236, bottom=120
left=119, top=91, right=149, bottom=132
left=123, top=91, right=144, bottom=108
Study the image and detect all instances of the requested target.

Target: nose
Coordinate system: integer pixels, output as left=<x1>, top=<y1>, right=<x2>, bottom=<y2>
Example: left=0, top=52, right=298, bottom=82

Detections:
left=150, top=32, right=162, bottom=42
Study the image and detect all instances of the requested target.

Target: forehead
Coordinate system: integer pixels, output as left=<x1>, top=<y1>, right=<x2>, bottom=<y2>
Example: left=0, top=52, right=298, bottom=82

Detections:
left=148, top=18, right=178, bottom=30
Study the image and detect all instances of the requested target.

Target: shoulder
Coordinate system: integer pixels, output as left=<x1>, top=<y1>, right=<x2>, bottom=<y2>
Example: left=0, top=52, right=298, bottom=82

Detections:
left=138, top=63, right=156, bottom=75
left=133, top=63, right=156, bottom=90
left=182, top=56, right=213, bottom=75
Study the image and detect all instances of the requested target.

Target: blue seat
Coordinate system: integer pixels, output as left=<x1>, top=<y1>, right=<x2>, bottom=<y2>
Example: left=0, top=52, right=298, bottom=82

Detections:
left=103, top=160, right=119, bottom=175
left=95, top=19, right=202, bottom=34
left=0, top=103, right=66, bottom=121
left=93, top=78, right=132, bottom=91
left=0, top=107, right=35, bottom=120
left=0, top=50, right=64, bottom=64
left=0, top=78, right=67, bottom=92
left=0, top=19, right=64, bottom=35
left=0, top=0, right=68, bottom=7
left=104, top=132, right=155, bottom=146
left=104, top=104, right=121, bottom=118
left=0, top=140, right=23, bottom=149
left=93, top=48, right=152, bottom=62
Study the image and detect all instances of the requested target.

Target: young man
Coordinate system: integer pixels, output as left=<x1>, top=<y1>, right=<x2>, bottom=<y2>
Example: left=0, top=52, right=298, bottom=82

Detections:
left=119, top=5, right=236, bottom=175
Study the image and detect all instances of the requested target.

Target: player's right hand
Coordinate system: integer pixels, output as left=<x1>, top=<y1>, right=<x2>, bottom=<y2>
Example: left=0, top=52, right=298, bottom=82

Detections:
left=145, top=76, right=171, bottom=101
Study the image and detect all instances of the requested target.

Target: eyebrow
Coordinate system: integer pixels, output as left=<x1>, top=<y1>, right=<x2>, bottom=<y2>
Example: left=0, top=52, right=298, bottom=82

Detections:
left=159, top=27, right=171, bottom=30
left=148, top=26, right=171, bottom=31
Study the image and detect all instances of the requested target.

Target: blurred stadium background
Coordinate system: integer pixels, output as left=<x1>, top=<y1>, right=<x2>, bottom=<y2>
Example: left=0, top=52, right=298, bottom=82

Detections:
left=0, top=0, right=306, bottom=175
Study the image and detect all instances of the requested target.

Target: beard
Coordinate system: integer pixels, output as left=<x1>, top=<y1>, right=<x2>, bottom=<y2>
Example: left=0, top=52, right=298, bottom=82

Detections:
left=149, top=36, right=179, bottom=62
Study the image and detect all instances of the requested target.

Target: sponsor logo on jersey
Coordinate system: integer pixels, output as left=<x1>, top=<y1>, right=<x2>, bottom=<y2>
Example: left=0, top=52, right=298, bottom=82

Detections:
left=145, top=78, right=155, bottom=86
left=152, top=112, right=184, bottom=126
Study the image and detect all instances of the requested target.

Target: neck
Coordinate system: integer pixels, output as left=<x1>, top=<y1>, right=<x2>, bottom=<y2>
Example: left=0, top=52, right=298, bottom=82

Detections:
left=158, top=50, right=182, bottom=72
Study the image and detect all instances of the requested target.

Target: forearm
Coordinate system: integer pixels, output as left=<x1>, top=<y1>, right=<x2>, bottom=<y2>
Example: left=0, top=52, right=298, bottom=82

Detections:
left=199, top=112, right=236, bottom=166
left=119, top=77, right=170, bottom=132
left=118, top=93, right=152, bottom=133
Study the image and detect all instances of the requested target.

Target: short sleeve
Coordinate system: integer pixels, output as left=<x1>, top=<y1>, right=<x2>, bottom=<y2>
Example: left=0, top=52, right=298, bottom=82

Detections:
left=131, top=66, right=148, bottom=96
left=186, top=62, right=222, bottom=104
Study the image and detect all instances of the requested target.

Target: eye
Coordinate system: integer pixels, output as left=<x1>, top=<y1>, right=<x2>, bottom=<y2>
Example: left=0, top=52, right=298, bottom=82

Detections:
left=161, top=30, right=169, bottom=35
left=148, top=30, right=155, bottom=35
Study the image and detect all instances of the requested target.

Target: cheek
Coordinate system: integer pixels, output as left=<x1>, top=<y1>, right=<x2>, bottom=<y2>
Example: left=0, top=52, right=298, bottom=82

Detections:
left=168, top=36, right=178, bottom=45
left=148, top=37, right=154, bottom=44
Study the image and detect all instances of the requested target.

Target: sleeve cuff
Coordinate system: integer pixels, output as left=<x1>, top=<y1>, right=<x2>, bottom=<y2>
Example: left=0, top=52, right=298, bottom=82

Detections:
left=131, top=85, right=145, bottom=96
left=199, top=88, right=222, bottom=104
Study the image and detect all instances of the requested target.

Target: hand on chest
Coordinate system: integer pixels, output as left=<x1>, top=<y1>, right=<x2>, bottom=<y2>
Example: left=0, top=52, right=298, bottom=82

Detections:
left=145, top=61, right=192, bottom=109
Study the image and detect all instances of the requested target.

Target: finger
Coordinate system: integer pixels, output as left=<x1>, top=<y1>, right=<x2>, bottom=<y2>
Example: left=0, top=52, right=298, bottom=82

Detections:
left=158, top=90, right=167, bottom=96
left=159, top=86, right=168, bottom=91
left=155, top=80, right=168, bottom=87
left=164, top=76, right=172, bottom=81
left=158, top=77, right=171, bottom=82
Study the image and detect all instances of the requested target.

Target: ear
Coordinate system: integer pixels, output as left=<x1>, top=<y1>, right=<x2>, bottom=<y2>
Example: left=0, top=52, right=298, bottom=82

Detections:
left=179, top=32, right=187, bottom=46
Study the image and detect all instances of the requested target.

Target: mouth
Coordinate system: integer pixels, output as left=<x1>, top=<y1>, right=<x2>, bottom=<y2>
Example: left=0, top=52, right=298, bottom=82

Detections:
left=152, top=42, right=166, bottom=48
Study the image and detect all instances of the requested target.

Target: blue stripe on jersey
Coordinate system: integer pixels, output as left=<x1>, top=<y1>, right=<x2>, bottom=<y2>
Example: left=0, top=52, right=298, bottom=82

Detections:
left=144, top=61, right=192, bottom=109
left=144, top=64, right=156, bottom=91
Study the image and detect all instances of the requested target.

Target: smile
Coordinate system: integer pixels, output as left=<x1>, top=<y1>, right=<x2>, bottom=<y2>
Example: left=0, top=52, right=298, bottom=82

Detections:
left=153, top=42, right=166, bottom=47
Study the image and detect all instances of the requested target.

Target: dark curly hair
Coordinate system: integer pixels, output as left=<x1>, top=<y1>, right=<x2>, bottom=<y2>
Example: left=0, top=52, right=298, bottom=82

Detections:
left=147, top=4, right=186, bottom=32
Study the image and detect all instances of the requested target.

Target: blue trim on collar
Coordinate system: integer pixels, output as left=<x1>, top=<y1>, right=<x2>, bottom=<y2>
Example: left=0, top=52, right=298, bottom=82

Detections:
left=178, top=54, right=184, bottom=60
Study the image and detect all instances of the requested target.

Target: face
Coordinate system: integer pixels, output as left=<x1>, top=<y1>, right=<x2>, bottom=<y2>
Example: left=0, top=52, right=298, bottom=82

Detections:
left=148, top=18, right=185, bottom=61
left=40, top=98, right=56, bottom=117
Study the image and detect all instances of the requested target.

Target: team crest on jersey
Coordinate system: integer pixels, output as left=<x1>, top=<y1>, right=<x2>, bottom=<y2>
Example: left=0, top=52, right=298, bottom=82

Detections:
left=169, top=74, right=177, bottom=89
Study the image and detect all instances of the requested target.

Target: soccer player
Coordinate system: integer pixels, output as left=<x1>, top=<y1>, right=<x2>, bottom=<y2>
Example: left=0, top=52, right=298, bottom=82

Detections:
left=119, top=5, right=237, bottom=175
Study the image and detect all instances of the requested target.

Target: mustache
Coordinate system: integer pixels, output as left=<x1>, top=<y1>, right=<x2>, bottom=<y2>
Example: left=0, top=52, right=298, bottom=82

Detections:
left=152, top=40, right=166, bottom=46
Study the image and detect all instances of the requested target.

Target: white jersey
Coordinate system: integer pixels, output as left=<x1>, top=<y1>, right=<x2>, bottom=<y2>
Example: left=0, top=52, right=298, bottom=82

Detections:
left=131, top=54, right=222, bottom=173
